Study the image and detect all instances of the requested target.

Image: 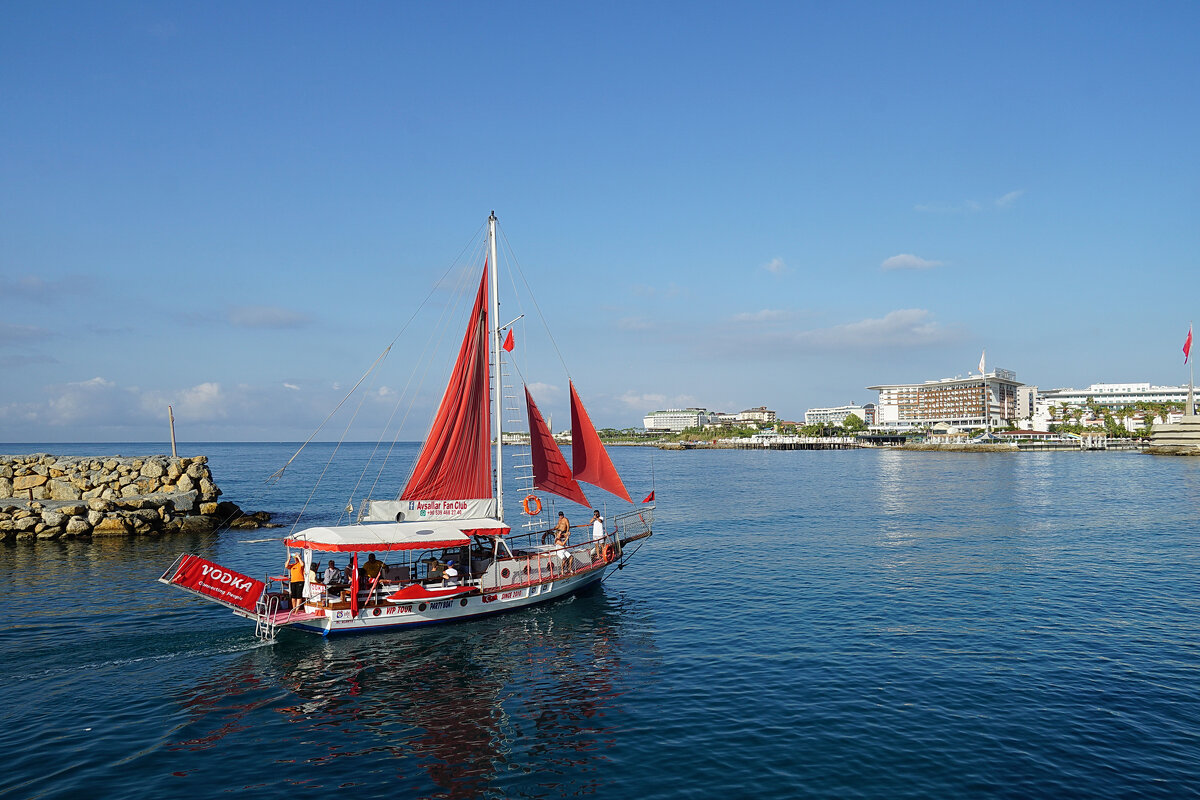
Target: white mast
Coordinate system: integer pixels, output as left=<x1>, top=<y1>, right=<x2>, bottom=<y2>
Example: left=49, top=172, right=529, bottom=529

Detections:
left=489, top=211, right=504, bottom=520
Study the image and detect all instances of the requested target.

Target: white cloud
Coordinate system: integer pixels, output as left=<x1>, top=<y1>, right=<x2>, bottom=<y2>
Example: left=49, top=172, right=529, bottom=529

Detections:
left=0, top=322, right=51, bottom=344
left=618, top=391, right=698, bottom=411
left=915, top=190, right=1024, bottom=213
left=731, top=309, right=794, bottom=323
left=762, top=257, right=787, bottom=274
left=283, top=382, right=301, bottom=391
left=617, top=316, right=654, bottom=331
left=228, top=305, right=312, bottom=329
left=995, top=189, right=1025, bottom=208
left=2, top=274, right=96, bottom=302
left=881, top=254, right=943, bottom=271
left=710, top=308, right=961, bottom=356
left=800, top=309, right=952, bottom=349
left=630, top=283, right=686, bottom=300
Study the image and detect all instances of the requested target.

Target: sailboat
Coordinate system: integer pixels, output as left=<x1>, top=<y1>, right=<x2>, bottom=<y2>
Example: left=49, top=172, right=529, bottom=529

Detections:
left=159, top=213, right=654, bottom=637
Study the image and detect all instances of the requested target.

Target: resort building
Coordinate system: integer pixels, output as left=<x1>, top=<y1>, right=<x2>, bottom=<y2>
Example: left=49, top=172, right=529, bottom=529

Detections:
left=736, top=406, right=777, bottom=424
left=1038, top=382, right=1191, bottom=410
left=868, top=369, right=1023, bottom=432
left=804, top=403, right=876, bottom=426
left=643, top=408, right=714, bottom=432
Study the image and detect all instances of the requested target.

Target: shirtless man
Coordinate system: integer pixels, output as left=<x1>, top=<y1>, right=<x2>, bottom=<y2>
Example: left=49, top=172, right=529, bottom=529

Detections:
left=554, top=511, right=571, bottom=571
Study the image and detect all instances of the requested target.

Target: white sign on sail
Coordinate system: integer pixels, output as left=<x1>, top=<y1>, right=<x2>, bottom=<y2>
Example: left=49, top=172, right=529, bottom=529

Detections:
left=362, top=499, right=498, bottom=523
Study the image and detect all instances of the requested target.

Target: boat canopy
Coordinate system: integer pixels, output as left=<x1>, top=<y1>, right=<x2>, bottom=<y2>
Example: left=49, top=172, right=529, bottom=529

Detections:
left=285, top=518, right=510, bottom=553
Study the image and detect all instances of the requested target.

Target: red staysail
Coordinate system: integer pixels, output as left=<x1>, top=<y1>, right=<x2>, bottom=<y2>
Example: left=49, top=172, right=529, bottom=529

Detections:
left=570, top=381, right=632, bottom=503
left=401, top=264, right=493, bottom=502
left=525, top=386, right=590, bottom=506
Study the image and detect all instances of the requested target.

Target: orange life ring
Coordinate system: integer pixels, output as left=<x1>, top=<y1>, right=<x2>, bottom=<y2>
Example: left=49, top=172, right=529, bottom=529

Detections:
left=523, top=494, right=542, bottom=516
left=602, top=544, right=616, bottom=563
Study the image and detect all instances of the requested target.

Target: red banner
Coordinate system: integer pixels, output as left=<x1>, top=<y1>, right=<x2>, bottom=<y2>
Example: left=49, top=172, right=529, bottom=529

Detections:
left=169, top=555, right=265, bottom=613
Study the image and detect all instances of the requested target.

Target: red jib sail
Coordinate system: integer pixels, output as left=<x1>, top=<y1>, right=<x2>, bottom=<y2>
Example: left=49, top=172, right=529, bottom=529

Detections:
left=570, top=381, right=632, bottom=502
left=526, top=386, right=590, bottom=506
left=401, top=263, right=493, bottom=502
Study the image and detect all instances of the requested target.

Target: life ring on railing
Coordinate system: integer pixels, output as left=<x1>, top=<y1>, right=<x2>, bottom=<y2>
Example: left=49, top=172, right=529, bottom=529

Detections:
left=602, top=544, right=617, bottom=563
left=523, top=494, right=542, bottom=516
left=542, top=531, right=556, bottom=545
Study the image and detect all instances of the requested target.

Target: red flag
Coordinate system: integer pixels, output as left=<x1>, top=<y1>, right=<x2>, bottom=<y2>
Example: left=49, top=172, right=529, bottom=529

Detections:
left=1185, top=325, right=1193, bottom=364
left=503, top=328, right=514, bottom=352
left=642, top=490, right=654, bottom=503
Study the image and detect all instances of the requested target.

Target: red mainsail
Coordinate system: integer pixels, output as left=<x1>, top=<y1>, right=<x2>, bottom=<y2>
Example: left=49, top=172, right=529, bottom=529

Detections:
left=525, top=386, right=590, bottom=507
left=570, top=381, right=632, bottom=503
left=401, top=264, right=493, bottom=502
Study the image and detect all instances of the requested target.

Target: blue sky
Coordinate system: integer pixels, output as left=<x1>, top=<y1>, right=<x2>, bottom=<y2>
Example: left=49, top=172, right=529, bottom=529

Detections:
left=2, top=2, right=1198, bottom=442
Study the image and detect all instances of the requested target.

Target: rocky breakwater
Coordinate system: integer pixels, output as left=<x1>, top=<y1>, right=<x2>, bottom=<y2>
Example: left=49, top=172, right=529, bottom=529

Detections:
left=0, top=454, right=271, bottom=542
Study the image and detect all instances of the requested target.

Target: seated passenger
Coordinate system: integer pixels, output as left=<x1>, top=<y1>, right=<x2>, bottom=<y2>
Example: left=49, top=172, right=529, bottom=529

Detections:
left=324, top=560, right=346, bottom=588
left=442, top=560, right=460, bottom=588
left=362, top=553, right=383, bottom=585
left=426, top=558, right=445, bottom=582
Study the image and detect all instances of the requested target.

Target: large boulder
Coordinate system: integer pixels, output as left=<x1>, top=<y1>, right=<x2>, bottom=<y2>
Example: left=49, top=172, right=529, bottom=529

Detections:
left=92, top=517, right=131, bottom=536
left=65, top=517, right=91, bottom=536
left=48, top=479, right=82, bottom=501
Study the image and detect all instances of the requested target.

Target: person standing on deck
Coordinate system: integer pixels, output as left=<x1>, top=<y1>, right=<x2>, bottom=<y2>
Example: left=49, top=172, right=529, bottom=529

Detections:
left=591, top=510, right=605, bottom=560
left=554, top=512, right=571, bottom=571
left=286, top=553, right=306, bottom=610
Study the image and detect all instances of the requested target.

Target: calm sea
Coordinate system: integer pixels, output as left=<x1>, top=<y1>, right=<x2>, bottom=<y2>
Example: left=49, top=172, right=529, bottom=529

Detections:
left=2, top=443, right=1199, bottom=799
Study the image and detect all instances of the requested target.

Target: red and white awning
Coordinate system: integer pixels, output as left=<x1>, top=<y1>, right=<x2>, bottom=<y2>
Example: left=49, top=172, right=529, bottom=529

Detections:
left=285, top=518, right=509, bottom=553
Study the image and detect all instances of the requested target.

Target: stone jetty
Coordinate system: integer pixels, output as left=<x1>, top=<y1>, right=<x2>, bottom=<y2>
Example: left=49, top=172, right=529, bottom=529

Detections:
left=0, top=453, right=271, bottom=542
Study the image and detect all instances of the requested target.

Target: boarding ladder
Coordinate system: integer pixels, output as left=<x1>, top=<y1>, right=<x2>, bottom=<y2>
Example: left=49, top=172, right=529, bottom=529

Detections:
left=254, top=593, right=279, bottom=642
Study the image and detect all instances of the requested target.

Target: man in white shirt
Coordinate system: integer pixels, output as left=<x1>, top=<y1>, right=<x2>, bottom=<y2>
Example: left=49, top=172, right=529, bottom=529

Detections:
left=442, top=560, right=460, bottom=588
left=591, top=510, right=606, bottom=561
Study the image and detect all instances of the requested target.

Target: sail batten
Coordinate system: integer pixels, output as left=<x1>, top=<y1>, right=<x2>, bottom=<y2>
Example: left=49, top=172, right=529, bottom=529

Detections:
left=526, top=387, right=590, bottom=506
left=400, top=264, right=493, bottom=503
left=570, top=381, right=633, bottom=503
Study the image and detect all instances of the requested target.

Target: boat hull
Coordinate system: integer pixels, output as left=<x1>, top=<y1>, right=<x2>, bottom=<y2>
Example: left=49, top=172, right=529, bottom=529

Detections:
left=273, top=566, right=604, bottom=637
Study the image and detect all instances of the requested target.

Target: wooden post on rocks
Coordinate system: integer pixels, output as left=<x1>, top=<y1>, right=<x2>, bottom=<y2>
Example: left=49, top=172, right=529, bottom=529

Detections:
left=168, top=405, right=178, bottom=457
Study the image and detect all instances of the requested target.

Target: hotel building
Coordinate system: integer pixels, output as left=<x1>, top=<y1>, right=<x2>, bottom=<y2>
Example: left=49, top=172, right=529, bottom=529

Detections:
left=804, top=403, right=876, bottom=426
left=1038, top=382, right=1191, bottom=410
left=643, top=408, right=714, bottom=432
left=868, top=369, right=1023, bottom=431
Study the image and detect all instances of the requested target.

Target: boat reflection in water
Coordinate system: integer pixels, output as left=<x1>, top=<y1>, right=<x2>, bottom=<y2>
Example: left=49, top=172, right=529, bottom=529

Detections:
left=167, top=588, right=655, bottom=797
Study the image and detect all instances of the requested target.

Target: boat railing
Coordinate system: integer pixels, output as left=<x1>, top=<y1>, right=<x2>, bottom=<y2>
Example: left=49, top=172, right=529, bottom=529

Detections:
left=479, top=533, right=616, bottom=592
left=610, top=506, right=654, bottom=544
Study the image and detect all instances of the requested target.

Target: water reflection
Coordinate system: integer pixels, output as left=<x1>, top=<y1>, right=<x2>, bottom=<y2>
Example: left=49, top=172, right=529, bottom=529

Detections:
left=167, top=591, right=649, bottom=797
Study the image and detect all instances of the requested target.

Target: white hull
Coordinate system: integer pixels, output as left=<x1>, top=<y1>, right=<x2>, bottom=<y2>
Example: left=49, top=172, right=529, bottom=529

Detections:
left=256, top=567, right=604, bottom=637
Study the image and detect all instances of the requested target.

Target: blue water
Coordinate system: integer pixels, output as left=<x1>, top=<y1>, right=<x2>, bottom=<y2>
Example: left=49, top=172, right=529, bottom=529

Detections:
left=2, top=443, right=1199, bottom=798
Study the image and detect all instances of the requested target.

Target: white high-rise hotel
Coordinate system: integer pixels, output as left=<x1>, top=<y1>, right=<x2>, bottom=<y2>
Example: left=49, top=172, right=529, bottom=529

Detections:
left=868, top=369, right=1022, bottom=431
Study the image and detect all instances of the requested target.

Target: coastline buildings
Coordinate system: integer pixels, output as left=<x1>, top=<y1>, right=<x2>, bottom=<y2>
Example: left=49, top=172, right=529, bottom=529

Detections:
left=1038, top=382, right=1191, bottom=410
left=643, top=406, right=778, bottom=432
left=1028, top=382, right=1194, bottom=431
left=643, top=408, right=714, bottom=432
left=736, top=406, right=777, bottom=424
left=868, top=369, right=1022, bottom=432
left=804, top=403, right=876, bottom=426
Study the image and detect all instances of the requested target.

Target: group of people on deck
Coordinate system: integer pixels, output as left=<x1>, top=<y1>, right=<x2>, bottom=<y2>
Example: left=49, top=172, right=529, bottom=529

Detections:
left=553, top=509, right=608, bottom=567
left=284, top=552, right=390, bottom=610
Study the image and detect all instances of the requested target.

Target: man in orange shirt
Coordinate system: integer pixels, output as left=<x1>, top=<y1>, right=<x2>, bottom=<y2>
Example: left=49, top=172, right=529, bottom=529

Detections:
left=286, top=553, right=306, bottom=610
